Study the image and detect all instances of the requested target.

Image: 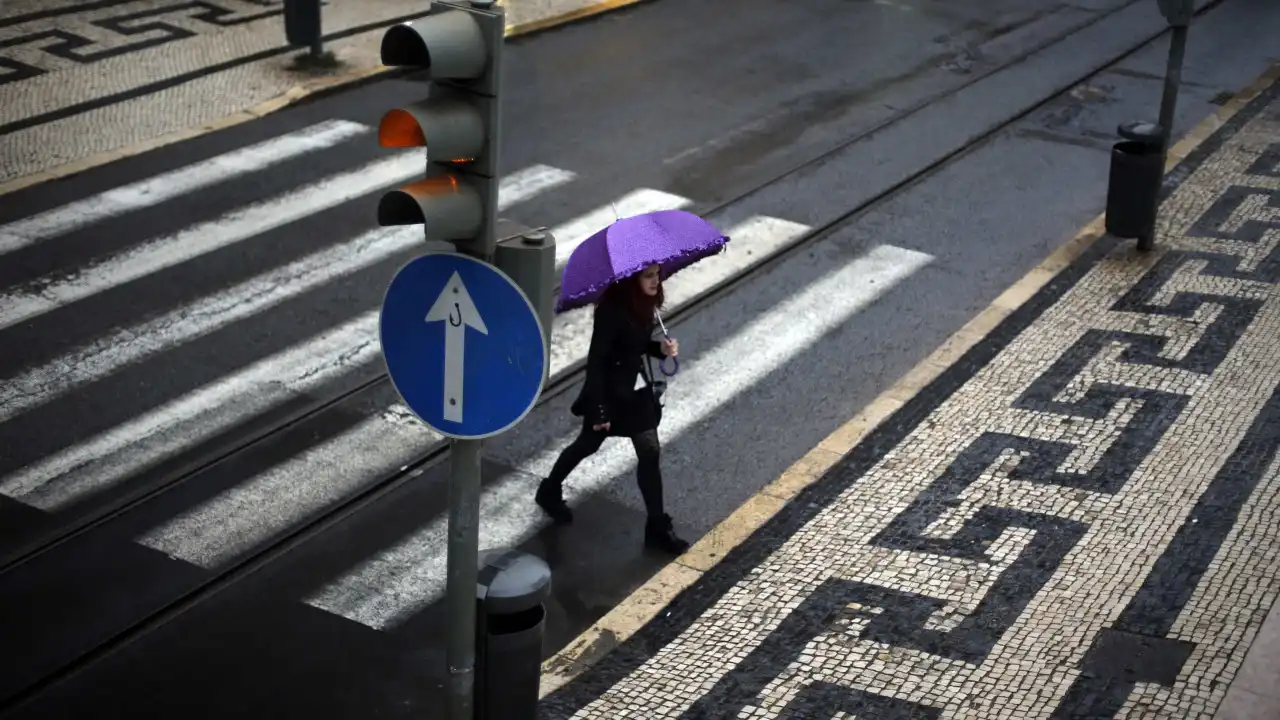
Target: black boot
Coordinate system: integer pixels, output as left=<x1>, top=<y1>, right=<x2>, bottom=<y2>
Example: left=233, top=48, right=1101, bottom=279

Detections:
left=535, top=479, right=573, bottom=525
left=644, top=513, right=689, bottom=555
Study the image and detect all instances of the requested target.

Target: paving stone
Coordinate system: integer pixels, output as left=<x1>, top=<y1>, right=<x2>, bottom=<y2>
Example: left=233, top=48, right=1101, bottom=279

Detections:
left=538, top=80, right=1280, bottom=719
left=0, top=0, right=609, bottom=185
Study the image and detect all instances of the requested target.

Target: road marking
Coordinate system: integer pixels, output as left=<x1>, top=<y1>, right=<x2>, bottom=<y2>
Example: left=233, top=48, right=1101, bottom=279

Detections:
left=552, top=188, right=693, bottom=266
left=0, top=120, right=369, bottom=256
left=0, top=165, right=576, bottom=423
left=305, top=243, right=933, bottom=630
left=0, top=152, right=424, bottom=331
left=137, top=407, right=442, bottom=570
left=2, top=206, right=813, bottom=591
left=0, top=229, right=411, bottom=425
left=108, top=213, right=810, bottom=592
left=499, top=164, right=577, bottom=205
left=0, top=311, right=383, bottom=510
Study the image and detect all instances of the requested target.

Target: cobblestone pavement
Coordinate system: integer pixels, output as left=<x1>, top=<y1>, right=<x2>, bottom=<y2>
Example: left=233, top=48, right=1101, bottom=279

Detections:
left=0, top=0, right=621, bottom=186
left=537, top=75, right=1280, bottom=718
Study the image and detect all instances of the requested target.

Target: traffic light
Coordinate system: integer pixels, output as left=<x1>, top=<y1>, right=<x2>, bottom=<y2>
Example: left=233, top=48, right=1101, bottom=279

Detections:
left=376, top=0, right=504, bottom=259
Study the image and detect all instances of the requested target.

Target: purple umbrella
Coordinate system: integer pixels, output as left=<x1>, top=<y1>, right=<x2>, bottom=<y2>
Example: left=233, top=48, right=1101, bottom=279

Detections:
left=555, top=209, right=729, bottom=314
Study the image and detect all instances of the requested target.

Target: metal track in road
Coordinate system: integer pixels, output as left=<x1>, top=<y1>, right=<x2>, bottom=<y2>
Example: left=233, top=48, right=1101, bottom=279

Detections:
left=0, top=0, right=1221, bottom=710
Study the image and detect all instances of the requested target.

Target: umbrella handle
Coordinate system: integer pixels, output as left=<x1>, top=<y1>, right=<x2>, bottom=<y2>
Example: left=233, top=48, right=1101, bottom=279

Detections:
left=659, top=355, right=679, bottom=376
left=654, top=311, right=678, bottom=376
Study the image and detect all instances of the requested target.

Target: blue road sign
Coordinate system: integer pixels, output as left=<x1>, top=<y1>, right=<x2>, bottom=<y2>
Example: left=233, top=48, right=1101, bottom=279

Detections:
left=380, top=252, right=547, bottom=440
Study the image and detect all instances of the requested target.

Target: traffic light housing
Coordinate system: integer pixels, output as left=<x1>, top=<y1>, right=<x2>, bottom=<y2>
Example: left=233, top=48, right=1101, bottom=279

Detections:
left=376, top=0, right=504, bottom=259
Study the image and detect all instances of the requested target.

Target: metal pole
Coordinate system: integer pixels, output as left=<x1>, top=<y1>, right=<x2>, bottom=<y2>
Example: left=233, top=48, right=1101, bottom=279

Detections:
left=443, top=6, right=503, bottom=718
left=1138, top=22, right=1188, bottom=253
left=310, top=37, right=324, bottom=59
left=1157, top=24, right=1188, bottom=153
left=447, top=437, right=483, bottom=720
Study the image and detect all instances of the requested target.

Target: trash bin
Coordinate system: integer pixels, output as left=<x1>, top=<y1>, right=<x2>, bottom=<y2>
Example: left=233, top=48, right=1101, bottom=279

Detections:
left=1104, top=121, right=1165, bottom=250
left=283, top=0, right=321, bottom=47
left=475, top=549, right=553, bottom=720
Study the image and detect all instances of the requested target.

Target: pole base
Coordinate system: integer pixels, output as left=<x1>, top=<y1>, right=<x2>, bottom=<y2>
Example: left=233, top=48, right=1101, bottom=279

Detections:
left=289, top=49, right=341, bottom=72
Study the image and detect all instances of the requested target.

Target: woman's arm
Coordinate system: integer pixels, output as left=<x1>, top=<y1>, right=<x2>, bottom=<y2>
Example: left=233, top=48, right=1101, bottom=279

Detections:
left=584, top=305, right=620, bottom=425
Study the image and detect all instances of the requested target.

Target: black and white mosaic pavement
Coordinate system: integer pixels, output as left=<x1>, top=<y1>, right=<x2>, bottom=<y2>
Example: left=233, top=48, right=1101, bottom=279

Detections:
left=539, top=80, right=1280, bottom=719
left=0, top=0, right=282, bottom=86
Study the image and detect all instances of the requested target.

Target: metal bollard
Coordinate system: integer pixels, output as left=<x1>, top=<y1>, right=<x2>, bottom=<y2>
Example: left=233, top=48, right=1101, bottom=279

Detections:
left=475, top=549, right=553, bottom=720
left=1104, top=121, right=1165, bottom=252
left=283, top=0, right=328, bottom=61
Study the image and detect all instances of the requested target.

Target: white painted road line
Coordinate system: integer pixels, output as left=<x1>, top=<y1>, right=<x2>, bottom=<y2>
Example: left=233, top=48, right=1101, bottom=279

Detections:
left=304, top=461, right=540, bottom=630
left=530, top=244, right=935, bottom=480
left=0, top=152, right=424, bottom=332
left=306, top=243, right=934, bottom=630
left=0, top=311, right=383, bottom=511
left=0, top=164, right=576, bottom=424
left=122, top=213, right=807, bottom=574
left=0, top=120, right=370, bottom=256
left=137, top=406, right=442, bottom=569
left=551, top=188, right=693, bottom=266
left=0, top=229, right=414, bottom=425
left=498, top=164, right=577, bottom=206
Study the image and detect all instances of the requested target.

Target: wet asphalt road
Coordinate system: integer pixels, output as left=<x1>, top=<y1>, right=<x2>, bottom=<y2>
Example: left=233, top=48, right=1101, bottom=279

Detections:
left=1, top=0, right=1278, bottom=715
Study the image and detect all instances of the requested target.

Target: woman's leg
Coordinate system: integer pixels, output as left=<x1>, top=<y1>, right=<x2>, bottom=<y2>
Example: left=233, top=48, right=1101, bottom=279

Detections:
left=535, top=427, right=606, bottom=524
left=631, top=429, right=689, bottom=555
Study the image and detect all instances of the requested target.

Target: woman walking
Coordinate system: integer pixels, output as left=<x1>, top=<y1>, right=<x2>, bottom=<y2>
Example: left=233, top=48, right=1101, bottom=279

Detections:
left=535, top=263, right=691, bottom=555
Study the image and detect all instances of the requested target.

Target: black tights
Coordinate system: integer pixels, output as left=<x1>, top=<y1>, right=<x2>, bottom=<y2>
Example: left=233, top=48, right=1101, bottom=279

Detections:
left=543, top=427, right=665, bottom=519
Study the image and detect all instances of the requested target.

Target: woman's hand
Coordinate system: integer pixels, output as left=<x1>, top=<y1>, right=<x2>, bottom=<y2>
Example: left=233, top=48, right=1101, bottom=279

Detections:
left=593, top=422, right=611, bottom=432
left=661, top=338, right=679, bottom=357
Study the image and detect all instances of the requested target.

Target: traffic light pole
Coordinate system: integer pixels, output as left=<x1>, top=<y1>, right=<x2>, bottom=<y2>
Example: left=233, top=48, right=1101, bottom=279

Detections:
left=446, top=3, right=501, bottom=717
left=375, top=3, right=552, bottom=716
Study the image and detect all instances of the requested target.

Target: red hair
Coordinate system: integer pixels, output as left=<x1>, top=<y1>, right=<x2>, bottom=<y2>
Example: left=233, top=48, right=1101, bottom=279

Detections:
left=600, top=270, right=664, bottom=326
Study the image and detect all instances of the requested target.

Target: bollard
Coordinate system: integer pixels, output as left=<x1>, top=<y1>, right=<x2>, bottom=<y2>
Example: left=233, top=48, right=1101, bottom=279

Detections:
left=475, top=549, right=553, bottom=720
left=283, top=0, right=328, bottom=61
left=1104, top=121, right=1165, bottom=252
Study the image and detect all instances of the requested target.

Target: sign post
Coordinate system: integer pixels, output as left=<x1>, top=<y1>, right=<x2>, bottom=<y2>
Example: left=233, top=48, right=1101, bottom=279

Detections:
left=373, top=2, right=555, bottom=718
left=1155, top=0, right=1194, bottom=152
left=381, top=254, right=546, bottom=720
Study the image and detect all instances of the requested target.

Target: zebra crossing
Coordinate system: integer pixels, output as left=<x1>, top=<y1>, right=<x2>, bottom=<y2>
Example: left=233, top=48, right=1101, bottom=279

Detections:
left=0, top=117, right=933, bottom=641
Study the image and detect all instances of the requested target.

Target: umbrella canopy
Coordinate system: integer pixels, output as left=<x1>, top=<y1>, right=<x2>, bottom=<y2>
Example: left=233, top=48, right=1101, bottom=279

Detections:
left=556, top=209, right=729, bottom=313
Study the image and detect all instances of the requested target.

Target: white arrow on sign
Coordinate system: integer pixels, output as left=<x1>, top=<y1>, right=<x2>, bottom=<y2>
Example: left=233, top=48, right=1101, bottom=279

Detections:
left=425, top=271, right=488, bottom=422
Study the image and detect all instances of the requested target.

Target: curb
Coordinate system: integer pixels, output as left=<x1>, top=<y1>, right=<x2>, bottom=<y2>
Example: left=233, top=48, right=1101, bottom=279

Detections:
left=0, top=0, right=655, bottom=198
left=536, top=60, right=1280, bottom=698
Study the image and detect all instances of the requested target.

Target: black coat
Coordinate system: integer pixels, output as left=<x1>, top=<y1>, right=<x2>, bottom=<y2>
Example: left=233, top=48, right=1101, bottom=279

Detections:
left=570, top=301, right=667, bottom=437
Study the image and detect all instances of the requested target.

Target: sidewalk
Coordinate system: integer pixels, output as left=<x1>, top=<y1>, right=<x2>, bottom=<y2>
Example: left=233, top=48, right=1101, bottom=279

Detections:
left=537, top=63, right=1280, bottom=720
left=0, top=0, right=638, bottom=192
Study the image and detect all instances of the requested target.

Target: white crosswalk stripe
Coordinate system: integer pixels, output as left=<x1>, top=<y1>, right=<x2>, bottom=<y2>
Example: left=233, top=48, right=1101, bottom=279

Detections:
left=129, top=212, right=818, bottom=569
left=0, top=119, right=929, bottom=633
left=0, top=119, right=369, bottom=257
left=306, top=243, right=933, bottom=629
left=1, top=311, right=384, bottom=510
left=0, top=164, right=576, bottom=424
left=0, top=152, right=424, bottom=332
